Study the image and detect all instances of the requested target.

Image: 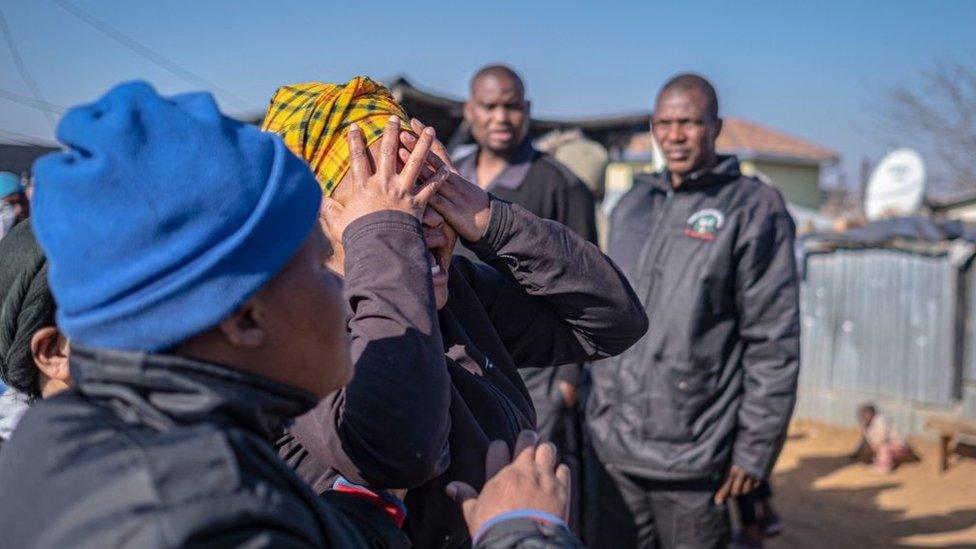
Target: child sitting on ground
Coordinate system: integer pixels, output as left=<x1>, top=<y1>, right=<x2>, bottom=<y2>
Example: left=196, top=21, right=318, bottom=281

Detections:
left=851, top=403, right=914, bottom=473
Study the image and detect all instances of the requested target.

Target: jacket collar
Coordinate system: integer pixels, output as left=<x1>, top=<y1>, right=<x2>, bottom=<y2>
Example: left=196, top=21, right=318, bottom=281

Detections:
left=457, top=139, right=539, bottom=191
left=640, top=154, right=742, bottom=193
left=68, top=344, right=318, bottom=440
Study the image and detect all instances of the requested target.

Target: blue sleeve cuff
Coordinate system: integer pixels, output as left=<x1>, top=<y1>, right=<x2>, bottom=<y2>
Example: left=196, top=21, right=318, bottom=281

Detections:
left=472, top=509, right=568, bottom=545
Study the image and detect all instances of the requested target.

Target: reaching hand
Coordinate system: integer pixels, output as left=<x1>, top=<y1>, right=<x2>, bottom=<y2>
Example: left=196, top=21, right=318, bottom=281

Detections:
left=446, top=430, right=571, bottom=537
left=399, top=118, right=492, bottom=242
left=322, top=116, right=448, bottom=242
left=713, top=464, right=760, bottom=504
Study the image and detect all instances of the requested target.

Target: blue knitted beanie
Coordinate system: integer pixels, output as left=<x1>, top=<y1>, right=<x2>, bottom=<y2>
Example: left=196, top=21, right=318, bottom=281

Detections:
left=0, top=171, right=24, bottom=199
left=32, top=81, right=322, bottom=351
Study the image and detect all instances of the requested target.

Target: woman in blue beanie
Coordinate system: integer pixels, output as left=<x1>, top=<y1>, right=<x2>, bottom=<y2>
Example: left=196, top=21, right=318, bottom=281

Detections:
left=0, top=81, right=581, bottom=549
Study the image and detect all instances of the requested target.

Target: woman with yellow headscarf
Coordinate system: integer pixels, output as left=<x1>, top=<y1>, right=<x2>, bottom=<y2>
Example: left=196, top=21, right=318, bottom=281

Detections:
left=263, top=76, right=648, bottom=548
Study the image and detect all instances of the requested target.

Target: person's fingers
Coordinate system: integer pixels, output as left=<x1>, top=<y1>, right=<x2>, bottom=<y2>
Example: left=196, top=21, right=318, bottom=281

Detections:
left=399, top=145, right=442, bottom=179
left=446, top=481, right=479, bottom=504
left=433, top=172, right=463, bottom=196
left=730, top=472, right=746, bottom=497
left=346, top=123, right=370, bottom=191
left=399, top=129, right=418, bottom=151
left=377, top=116, right=400, bottom=178
left=512, top=430, right=539, bottom=464
left=535, top=442, right=558, bottom=471
left=556, top=463, right=571, bottom=489
left=319, top=198, right=343, bottom=235
left=400, top=127, right=435, bottom=191
left=407, top=118, right=447, bottom=168
left=409, top=117, right=426, bottom=137
left=398, top=146, right=412, bottom=165
left=484, top=439, right=511, bottom=480
left=714, top=477, right=732, bottom=505
left=414, top=167, right=448, bottom=205
left=410, top=117, right=453, bottom=167
left=428, top=192, right=454, bottom=217
left=445, top=481, right=479, bottom=523
left=555, top=463, right=571, bottom=520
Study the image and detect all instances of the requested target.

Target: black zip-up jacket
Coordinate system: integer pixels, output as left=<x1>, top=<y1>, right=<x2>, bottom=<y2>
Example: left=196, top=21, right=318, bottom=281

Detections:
left=0, top=211, right=583, bottom=549
left=0, top=346, right=408, bottom=548
left=587, top=156, right=800, bottom=481
left=281, top=199, right=648, bottom=548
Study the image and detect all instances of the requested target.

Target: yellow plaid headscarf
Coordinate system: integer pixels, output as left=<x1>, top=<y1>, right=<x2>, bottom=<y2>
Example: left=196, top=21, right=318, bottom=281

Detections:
left=261, top=76, right=409, bottom=196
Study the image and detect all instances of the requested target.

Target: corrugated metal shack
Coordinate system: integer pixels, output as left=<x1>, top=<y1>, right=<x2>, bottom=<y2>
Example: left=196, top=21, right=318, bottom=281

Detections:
left=795, top=218, right=976, bottom=436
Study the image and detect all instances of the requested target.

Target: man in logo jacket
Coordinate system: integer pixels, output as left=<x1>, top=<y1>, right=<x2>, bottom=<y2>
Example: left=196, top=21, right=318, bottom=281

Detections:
left=585, top=74, right=800, bottom=548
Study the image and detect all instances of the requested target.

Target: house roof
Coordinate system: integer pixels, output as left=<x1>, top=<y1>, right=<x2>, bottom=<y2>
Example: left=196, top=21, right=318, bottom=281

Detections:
left=716, top=118, right=838, bottom=164
left=627, top=118, right=838, bottom=165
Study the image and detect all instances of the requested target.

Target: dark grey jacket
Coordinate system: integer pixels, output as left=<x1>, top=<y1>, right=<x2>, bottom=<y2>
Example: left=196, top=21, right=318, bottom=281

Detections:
left=0, top=345, right=404, bottom=548
left=0, top=211, right=583, bottom=549
left=282, top=199, right=648, bottom=548
left=587, top=156, right=800, bottom=481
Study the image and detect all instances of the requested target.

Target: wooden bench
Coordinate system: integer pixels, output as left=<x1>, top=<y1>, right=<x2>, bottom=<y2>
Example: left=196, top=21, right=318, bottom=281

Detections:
left=925, top=416, right=976, bottom=472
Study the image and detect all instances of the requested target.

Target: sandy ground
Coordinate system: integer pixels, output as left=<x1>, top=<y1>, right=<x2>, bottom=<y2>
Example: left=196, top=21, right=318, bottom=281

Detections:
left=766, top=420, right=976, bottom=548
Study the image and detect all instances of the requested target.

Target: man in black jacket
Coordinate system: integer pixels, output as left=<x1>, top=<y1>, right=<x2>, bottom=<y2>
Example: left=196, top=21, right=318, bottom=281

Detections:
left=0, top=81, right=581, bottom=548
left=457, top=66, right=598, bottom=530
left=456, top=66, right=598, bottom=443
left=585, top=74, right=800, bottom=548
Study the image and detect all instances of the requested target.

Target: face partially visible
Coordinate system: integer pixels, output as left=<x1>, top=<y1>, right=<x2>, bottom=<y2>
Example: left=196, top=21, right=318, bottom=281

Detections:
left=330, top=140, right=458, bottom=310
left=652, top=88, right=721, bottom=180
left=257, top=226, right=351, bottom=398
left=3, top=193, right=29, bottom=222
left=422, top=205, right=457, bottom=310
left=465, top=75, right=529, bottom=156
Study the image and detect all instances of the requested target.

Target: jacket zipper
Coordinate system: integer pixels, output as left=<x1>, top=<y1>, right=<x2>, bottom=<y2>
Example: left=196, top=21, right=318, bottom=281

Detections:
left=632, top=187, right=676, bottom=440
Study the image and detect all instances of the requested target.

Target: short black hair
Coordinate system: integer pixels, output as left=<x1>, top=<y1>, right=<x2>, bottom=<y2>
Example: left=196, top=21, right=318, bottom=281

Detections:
left=470, top=64, right=525, bottom=97
left=858, top=402, right=877, bottom=417
left=657, top=73, right=719, bottom=120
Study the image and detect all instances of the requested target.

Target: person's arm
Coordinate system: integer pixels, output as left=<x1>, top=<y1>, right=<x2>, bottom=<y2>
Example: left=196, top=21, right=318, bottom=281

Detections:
left=288, top=120, right=452, bottom=489
left=731, top=208, right=801, bottom=480
left=464, top=197, right=648, bottom=368
left=401, top=120, right=647, bottom=370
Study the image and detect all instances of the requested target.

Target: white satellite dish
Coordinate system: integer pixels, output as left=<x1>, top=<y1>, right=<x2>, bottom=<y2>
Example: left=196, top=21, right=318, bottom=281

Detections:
left=864, top=148, right=926, bottom=221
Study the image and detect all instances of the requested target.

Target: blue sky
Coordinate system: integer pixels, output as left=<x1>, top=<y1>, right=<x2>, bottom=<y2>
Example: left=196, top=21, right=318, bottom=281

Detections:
left=1, top=0, right=974, bottom=189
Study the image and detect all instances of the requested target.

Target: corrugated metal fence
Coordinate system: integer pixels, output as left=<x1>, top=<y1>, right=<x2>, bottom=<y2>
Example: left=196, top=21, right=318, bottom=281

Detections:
left=795, top=243, right=976, bottom=435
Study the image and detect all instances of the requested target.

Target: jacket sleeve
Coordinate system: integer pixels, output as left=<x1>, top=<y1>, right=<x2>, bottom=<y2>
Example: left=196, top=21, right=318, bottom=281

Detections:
left=732, top=208, right=801, bottom=478
left=473, top=518, right=584, bottom=549
left=464, top=197, right=648, bottom=368
left=552, top=178, right=599, bottom=388
left=288, top=211, right=451, bottom=489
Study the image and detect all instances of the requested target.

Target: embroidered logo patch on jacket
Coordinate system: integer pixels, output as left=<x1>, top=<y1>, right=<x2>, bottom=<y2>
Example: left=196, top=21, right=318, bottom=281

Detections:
left=684, top=209, right=724, bottom=240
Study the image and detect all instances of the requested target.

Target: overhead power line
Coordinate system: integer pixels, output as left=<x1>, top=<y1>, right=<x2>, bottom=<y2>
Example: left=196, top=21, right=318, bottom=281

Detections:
left=51, top=0, right=254, bottom=111
left=0, top=128, right=57, bottom=146
left=0, top=5, right=58, bottom=130
left=0, top=88, right=65, bottom=114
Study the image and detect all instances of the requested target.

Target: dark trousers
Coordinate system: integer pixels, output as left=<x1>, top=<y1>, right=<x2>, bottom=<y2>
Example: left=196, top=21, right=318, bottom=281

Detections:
left=584, top=448, right=730, bottom=549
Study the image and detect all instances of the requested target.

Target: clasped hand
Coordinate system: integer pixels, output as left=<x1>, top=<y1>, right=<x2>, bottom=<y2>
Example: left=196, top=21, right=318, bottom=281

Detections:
left=323, top=115, right=492, bottom=245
